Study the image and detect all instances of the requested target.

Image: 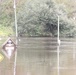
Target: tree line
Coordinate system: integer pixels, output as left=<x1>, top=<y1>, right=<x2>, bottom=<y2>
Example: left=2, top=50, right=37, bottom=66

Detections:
left=0, top=0, right=76, bottom=37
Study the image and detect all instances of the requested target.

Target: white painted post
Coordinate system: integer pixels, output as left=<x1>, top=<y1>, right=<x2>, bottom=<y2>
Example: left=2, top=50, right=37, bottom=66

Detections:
left=13, top=0, right=18, bottom=75
left=58, top=16, right=59, bottom=42
left=57, top=15, right=60, bottom=75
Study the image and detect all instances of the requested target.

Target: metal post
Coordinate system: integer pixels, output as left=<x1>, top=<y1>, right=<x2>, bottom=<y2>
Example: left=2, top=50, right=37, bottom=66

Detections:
left=13, top=0, right=18, bottom=75
left=57, top=15, right=60, bottom=75
left=58, top=16, right=59, bottom=42
left=14, top=0, right=18, bottom=38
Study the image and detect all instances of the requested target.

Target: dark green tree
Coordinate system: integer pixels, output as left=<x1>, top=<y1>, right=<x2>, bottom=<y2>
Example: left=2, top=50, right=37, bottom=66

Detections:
left=16, top=0, right=76, bottom=37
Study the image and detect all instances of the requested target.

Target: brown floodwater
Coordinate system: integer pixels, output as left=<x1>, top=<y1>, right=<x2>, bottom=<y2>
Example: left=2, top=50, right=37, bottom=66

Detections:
left=0, top=37, right=76, bottom=75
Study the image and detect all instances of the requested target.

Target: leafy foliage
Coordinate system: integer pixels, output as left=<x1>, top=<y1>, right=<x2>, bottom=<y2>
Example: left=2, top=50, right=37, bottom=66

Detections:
left=17, top=0, right=76, bottom=37
left=0, top=0, right=76, bottom=37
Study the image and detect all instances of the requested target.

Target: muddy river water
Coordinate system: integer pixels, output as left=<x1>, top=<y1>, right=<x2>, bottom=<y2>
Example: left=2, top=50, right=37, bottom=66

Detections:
left=0, top=37, right=76, bottom=75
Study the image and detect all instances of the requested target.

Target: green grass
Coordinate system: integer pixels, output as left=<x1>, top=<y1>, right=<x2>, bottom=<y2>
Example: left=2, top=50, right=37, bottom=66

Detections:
left=0, top=26, right=14, bottom=36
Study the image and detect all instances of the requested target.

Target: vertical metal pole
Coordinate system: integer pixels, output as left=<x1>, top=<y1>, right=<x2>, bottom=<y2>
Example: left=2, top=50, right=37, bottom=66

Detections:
left=13, top=0, right=18, bottom=75
left=57, top=15, right=60, bottom=75
left=58, top=16, right=59, bottom=42
left=14, top=0, right=18, bottom=38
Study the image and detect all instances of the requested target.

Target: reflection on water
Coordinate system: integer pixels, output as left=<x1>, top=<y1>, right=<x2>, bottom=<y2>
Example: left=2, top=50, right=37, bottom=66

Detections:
left=0, top=37, right=76, bottom=75
left=17, top=37, right=57, bottom=75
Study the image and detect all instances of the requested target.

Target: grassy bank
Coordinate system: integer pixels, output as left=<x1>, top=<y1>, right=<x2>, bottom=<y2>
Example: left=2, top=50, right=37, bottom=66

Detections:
left=0, top=26, right=14, bottom=36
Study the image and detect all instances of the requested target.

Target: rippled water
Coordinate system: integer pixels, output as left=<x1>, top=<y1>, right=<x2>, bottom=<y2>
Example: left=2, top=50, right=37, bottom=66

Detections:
left=0, top=37, right=76, bottom=75
left=17, top=37, right=57, bottom=75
